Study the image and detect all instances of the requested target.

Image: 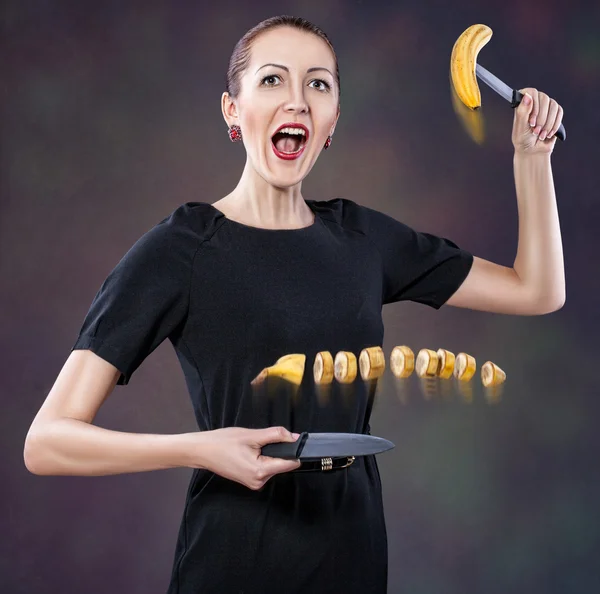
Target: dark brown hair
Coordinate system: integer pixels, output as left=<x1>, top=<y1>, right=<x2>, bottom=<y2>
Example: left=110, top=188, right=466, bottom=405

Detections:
left=226, top=15, right=340, bottom=100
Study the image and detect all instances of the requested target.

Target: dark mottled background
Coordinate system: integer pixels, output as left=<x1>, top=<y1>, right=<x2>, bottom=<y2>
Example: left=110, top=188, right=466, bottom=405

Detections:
left=2, top=0, right=599, bottom=592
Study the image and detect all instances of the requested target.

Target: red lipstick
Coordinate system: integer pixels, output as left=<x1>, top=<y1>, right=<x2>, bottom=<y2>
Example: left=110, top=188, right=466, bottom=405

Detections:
left=271, top=122, right=309, bottom=161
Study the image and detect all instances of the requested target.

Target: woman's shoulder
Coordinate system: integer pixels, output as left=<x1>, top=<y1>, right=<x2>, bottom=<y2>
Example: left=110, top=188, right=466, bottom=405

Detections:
left=123, top=202, right=223, bottom=264
left=308, top=197, right=359, bottom=219
left=161, top=201, right=222, bottom=230
left=148, top=201, right=225, bottom=242
left=308, top=197, right=385, bottom=231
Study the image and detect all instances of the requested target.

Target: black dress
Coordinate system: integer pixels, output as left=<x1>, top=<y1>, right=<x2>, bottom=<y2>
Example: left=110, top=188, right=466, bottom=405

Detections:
left=71, top=198, right=473, bottom=594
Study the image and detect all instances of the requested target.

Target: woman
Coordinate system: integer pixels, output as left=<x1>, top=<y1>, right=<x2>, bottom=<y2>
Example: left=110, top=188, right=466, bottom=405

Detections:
left=24, top=15, right=565, bottom=594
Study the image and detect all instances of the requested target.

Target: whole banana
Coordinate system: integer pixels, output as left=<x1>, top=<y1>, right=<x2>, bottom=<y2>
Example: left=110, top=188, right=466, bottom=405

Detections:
left=450, top=24, right=493, bottom=110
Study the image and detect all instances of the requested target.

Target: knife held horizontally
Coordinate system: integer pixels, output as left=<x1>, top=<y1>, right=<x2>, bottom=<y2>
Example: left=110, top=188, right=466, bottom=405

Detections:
left=261, top=432, right=395, bottom=460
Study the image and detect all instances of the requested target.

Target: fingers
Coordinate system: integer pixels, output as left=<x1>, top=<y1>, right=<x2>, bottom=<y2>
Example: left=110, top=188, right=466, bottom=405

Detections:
left=261, top=457, right=302, bottom=477
left=518, top=87, right=537, bottom=125
left=246, top=455, right=301, bottom=490
left=206, top=426, right=303, bottom=491
left=256, top=425, right=300, bottom=445
left=248, top=426, right=302, bottom=488
left=533, top=93, right=550, bottom=138
left=539, top=97, right=556, bottom=140
left=546, top=102, right=563, bottom=140
left=516, top=87, right=563, bottom=145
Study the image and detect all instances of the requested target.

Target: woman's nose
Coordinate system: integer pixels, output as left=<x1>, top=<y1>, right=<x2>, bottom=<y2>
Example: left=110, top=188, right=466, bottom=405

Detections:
left=283, top=86, right=309, bottom=113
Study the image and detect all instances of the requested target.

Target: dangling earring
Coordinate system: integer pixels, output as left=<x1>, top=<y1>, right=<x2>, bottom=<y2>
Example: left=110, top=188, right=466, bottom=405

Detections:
left=324, top=135, right=332, bottom=150
left=228, top=125, right=242, bottom=142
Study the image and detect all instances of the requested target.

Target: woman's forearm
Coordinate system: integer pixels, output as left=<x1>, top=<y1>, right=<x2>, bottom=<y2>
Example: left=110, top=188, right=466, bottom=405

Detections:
left=513, top=151, right=565, bottom=307
left=24, top=418, right=197, bottom=476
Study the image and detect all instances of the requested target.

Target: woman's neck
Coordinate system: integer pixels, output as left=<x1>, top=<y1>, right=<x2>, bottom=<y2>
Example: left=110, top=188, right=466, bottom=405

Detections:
left=215, top=160, right=314, bottom=229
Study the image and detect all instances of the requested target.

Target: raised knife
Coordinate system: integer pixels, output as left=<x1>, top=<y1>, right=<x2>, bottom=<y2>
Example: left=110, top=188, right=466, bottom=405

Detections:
left=476, top=63, right=566, bottom=141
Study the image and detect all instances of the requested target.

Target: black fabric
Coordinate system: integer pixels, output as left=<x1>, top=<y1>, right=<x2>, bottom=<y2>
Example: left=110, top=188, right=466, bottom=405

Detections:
left=71, top=198, right=473, bottom=594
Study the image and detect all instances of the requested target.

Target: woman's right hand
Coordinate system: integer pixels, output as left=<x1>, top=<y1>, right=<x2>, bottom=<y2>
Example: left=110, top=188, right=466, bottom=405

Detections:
left=188, top=426, right=302, bottom=490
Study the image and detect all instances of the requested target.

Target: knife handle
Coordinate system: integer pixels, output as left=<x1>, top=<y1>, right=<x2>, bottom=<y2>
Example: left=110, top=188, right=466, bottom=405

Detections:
left=511, top=90, right=566, bottom=141
left=261, top=432, right=308, bottom=459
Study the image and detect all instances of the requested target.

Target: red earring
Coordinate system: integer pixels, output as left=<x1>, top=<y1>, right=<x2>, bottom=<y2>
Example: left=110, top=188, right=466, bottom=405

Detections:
left=324, top=135, right=332, bottom=150
left=228, top=125, right=242, bottom=142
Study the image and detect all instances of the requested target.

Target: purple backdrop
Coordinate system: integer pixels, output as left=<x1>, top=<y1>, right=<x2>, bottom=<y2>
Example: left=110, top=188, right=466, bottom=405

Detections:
left=3, top=1, right=599, bottom=592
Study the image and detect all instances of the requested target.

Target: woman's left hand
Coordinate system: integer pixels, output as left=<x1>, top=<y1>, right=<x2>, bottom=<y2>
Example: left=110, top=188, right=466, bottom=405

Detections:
left=512, top=87, right=563, bottom=155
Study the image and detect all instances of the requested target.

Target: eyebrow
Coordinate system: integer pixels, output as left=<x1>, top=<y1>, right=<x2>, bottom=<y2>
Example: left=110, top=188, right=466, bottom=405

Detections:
left=255, top=63, right=334, bottom=77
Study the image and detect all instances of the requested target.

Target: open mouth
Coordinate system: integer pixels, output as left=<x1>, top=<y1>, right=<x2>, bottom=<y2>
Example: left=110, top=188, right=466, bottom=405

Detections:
left=271, top=124, right=309, bottom=160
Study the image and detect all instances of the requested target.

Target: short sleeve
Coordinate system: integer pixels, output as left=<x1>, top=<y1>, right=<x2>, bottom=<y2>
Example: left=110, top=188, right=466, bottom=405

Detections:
left=341, top=199, right=474, bottom=308
left=71, top=212, right=199, bottom=385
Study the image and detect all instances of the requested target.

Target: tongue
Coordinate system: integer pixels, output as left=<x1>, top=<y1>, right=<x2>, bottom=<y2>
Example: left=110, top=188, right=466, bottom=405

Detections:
left=274, top=134, right=301, bottom=154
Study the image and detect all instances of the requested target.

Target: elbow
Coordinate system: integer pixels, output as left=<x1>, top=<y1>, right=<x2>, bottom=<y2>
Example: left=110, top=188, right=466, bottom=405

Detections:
left=23, top=429, right=53, bottom=475
left=536, top=292, right=566, bottom=315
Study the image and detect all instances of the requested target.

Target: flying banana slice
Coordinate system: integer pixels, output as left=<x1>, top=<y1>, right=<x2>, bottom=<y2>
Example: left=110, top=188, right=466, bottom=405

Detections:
left=313, top=351, right=334, bottom=384
left=334, top=351, right=357, bottom=384
left=450, top=24, right=493, bottom=110
left=481, top=361, right=506, bottom=387
left=390, top=346, right=414, bottom=378
left=251, top=354, right=306, bottom=386
left=416, top=349, right=439, bottom=378
left=436, top=348, right=455, bottom=379
left=453, top=352, right=476, bottom=381
left=359, top=346, right=386, bottom=380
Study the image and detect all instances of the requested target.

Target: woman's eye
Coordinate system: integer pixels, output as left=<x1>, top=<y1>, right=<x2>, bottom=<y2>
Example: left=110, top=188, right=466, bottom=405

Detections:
left=261, top=75, right=281, bottom=86
left=309, top=79, right=331, bottom=92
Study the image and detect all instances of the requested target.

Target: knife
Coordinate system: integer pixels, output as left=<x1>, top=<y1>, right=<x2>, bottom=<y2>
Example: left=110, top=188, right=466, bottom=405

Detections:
left=261, top=431, right=395, bottom=460
left=476, top=63, right=566, bottom=141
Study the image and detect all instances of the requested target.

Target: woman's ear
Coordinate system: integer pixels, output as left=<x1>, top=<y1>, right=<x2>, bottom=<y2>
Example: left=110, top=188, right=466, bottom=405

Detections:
left=221, top=92, right=239, bottom=128
left=331, top=104, right=341, bottom=136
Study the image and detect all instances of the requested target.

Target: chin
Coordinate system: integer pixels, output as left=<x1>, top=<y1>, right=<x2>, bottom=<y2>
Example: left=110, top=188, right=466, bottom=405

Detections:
left=262, top=169, right=308, bottom=189
left=270, top=178, right=304, bottom=190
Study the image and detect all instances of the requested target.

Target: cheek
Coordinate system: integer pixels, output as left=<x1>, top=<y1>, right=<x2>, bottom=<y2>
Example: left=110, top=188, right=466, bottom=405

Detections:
left=238, top=98, right=273, bottom=147
left=315, top=106, right=339, bottom=138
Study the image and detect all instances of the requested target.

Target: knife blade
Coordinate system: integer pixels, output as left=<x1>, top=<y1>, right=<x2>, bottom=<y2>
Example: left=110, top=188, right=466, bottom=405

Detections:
left=476, top=63, right=566, bottom=141
left=261, top=432, right=395, bottom=460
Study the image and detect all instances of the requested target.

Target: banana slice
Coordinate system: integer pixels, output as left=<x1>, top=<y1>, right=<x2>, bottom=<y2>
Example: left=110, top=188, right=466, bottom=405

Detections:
left=359, top=346, right=386, bottom=380
left=450, top=24, right=493, bottom=109
left=390, top=346, right=414, bottom=378
left=313, top=351, right=334, bottom=384
left=436, top=348, right=456, bottom=379
left=334, top=351, right=357, bottom=384
left=453, top=352, right=476, bottom=381
left=416, top=349, right=439, bottom=378
left=481, top=361, right=506, bottom=387
left=251, top=354, right=306, bottom=386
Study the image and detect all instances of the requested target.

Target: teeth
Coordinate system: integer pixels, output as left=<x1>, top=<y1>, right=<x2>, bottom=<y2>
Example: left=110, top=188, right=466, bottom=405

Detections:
left=277, top=127, right=306, bottom=136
